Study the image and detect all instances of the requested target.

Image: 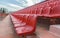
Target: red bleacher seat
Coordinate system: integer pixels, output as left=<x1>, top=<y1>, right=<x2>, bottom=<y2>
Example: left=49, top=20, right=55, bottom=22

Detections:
left=49, top=5, right=60, bottom=18
left=41, top=6, right=51, bottom=16
left=12, top=15, right=37, bottom=35
left=36, top=8, right=43, bottom=16
left=10, top=0, right=60, bottom=38
left=10, top=15, right=26, bottom=27
left=10, top=15, right=22, bottom=24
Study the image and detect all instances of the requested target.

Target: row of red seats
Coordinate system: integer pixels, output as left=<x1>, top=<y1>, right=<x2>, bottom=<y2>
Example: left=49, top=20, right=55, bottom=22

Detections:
left=10, top=14, right=37, bottom=36
left=49, top=5, right=60, bottom=18
left=10, top=0, right=60, bottom=37
left=13, top=0, right=60, bottom=18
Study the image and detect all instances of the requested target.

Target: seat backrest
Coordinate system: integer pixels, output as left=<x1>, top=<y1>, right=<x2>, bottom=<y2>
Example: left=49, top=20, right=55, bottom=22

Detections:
left=13, top=15, right=21, bottom=20
left=50, top=5, right=60, bottom=15
left=48, top=1, right=59, bottom=8
left=55, top=1, right=60, bottom=6
left=12, top=15, right=24, bottom=22
left=41, top=6, right=51, bottom=16
left=27, top=15, right=37, bottom=27
left=10, top=15, right=19, bottom=22
left=31, top=8, right=37, bottom=14
left=36, top=8, right=43, bottom=15
left=49, top=0, right=59, bottom=1
left=19, top=15, right=24, bottom=21
left=22, top=15, right=28, bottom=23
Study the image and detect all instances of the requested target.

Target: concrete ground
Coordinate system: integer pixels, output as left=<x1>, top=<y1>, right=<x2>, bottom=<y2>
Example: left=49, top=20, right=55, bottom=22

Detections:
left=0, top=15, right=59, bottom=38
left=0, top=15, right=16, bottom=38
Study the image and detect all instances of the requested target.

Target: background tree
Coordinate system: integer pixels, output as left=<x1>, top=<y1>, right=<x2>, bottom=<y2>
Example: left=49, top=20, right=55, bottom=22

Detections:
left=0, top=8, right=8, bottom=14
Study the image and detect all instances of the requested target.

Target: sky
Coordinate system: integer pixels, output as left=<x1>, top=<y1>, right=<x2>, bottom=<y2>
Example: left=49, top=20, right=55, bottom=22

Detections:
left=0, top=0, right=45, bottom=12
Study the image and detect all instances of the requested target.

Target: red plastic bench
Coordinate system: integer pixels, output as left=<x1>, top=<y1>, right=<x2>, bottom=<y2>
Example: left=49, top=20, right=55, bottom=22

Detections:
left=49, top=5, right=60, bottom=18
left=10, top=15, right=37, bottom=38
left=15, top=15, right=37, bottom=35
left=10, top=15, right=26, bottom=28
